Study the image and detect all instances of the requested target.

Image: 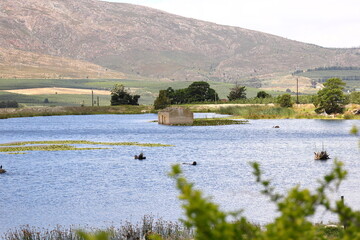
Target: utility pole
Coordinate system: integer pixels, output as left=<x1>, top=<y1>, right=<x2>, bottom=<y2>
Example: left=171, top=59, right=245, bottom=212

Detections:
left=91, top=90, right=94, bottom=107
left=97, top=96, right=99, bottom=106
left=296, top=78, right=299, bottom=104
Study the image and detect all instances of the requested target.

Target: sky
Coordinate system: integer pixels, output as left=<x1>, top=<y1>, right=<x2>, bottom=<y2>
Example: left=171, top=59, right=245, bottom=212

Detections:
left=103, top=0, right=360, bottom=48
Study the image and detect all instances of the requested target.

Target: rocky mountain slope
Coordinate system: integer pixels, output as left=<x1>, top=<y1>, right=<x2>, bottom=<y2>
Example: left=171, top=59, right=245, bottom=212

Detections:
left=1, top=0, right=360, bottom=82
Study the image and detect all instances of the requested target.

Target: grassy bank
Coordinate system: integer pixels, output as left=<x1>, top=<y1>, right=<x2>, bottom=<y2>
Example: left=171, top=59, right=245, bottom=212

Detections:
left=1, top=104, right=359, bottom=120
left=0, top=105, right=153, bottom=119
left=213, top=104, right=360, bottom=119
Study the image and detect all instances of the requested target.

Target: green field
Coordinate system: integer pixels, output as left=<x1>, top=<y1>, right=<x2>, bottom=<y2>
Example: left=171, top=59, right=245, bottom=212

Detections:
left=294, top=69, right=360, bottom=90
left=0, top=78, right=280, bottom=106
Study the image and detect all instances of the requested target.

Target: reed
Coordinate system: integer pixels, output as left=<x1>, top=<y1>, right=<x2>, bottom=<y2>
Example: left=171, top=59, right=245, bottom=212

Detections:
left=217, top=106, right=295, bottom=119
left=2, top=216, right=194, bottom=240
left=0, top=105, right=154, bottom=119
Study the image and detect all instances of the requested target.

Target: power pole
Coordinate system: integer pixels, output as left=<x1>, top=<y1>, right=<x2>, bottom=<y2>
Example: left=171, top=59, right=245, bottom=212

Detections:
left=296, top=78, right=299, bottom=104
left=92, top=90, right=94, bottom=107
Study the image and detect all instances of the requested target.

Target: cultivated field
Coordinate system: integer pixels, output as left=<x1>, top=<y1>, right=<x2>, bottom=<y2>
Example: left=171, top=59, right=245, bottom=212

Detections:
left=3, top=87, right=110, bottom=95
left=0, top=78, right=281, bottom=106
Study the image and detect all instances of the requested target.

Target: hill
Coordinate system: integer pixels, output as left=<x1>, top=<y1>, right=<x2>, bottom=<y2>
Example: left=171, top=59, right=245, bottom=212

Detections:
left=1, top=0, right=360, bottom=85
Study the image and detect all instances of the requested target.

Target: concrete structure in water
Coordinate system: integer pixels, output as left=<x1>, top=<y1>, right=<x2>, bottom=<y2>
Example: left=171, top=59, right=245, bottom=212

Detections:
left=158, top=107, right=194, bottom=125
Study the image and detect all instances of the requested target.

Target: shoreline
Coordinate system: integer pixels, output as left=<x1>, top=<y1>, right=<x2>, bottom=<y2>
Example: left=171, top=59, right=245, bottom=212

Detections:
left=0, top=104, right=359, bottom=120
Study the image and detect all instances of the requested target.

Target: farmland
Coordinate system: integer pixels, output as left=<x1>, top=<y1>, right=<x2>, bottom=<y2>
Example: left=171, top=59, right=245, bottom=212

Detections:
left=0, top=78, right=280, bottom=106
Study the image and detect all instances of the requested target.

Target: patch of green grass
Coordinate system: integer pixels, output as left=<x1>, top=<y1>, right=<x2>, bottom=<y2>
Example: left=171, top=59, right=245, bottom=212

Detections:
left=0, top=144, right=106, bottom=153
left=0, top=140, right=173, bottom=147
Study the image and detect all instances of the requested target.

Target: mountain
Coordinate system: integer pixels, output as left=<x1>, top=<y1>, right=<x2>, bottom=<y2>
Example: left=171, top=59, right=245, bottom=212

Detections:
left=1, top=0, right=360, bottom=83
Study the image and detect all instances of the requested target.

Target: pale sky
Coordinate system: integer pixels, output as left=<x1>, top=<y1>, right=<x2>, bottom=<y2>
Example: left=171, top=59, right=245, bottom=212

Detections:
left=103, top=0, right=360, bottom=48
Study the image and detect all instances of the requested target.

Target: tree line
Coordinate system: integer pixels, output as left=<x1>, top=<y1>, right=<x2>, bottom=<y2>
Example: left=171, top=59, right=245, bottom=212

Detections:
left=110, top=78, right=356, bottom=115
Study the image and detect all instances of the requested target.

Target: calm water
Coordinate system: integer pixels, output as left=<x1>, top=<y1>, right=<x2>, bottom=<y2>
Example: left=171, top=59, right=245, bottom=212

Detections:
left=0, top=114, right=359, bottom=234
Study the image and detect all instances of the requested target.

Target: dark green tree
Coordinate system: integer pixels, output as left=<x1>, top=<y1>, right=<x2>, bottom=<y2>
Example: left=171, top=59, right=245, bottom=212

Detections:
left=314, top=78, right=349, bottom=114
left=186, top=81, right=218, bottom=103
left=110, top=84, right=140, bottom=106
left=277, top=94, right=293, bottom=108
left=172, top=88, right=188, bottom=104
left=256, top=91, right=272, bottom=98
left=154, top=90, right=171, bottom=110
left=228, top=85, right=247, bottom=101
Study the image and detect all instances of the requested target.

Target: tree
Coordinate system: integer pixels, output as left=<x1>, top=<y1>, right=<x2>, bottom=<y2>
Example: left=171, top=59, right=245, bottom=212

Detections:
left=277, top=94, right=293, bottom=108
left=110, top=84, right=140, bottom=106
left=154, top=90, right=171, bottom=110
left=256, top=91, right=272, bottom=98
left=228, top=85, right=246, bottom=101
left=314, top=78, right=349, bottom=114
left=186, top=81, right=218, bottom=103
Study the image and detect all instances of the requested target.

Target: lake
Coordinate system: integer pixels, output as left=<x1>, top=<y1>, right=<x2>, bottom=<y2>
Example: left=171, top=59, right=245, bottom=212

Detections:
left=0, top=114, right=359, bottom=234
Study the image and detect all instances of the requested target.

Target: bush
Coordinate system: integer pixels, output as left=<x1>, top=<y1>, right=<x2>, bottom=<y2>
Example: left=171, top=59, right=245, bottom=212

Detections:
left=350, top=92, right=360, bottom=104
left=256, top=91, right=272, bottom=99
left=277, top=94, right=293, bottom=108
left=0, top=100, right=19, bottom=108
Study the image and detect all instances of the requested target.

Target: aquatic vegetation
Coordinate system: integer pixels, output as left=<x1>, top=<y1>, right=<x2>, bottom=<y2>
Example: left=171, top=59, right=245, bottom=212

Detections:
left=0, top=140, right=173, bottom=154
left=4, top=152, right=27, bottom=155
left=0, top=140, right=172, bottom=147
left=174, top=118, right=248, bottom=126
left=0, top=144, right=106, bottom=153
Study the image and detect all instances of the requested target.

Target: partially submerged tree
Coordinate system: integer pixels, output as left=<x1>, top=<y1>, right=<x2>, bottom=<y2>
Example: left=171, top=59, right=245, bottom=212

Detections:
left=228, top=85, right=247, bottom=101
left=110, top=84, right=140, bottom=106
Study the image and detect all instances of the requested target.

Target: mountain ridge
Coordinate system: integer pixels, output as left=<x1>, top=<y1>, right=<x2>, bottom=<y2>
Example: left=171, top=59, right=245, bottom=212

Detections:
left=1, top=0, right=360, bottom=83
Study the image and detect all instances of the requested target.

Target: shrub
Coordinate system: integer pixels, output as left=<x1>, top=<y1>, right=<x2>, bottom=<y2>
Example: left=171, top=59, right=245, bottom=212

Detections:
left=0, top=100, right=19, bottom=108
left=277, top=94, right=293, bottom=108
left=350, top=91, right=360, bottom=104
left=256, top=91, right=272, bottom=99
